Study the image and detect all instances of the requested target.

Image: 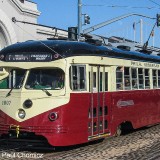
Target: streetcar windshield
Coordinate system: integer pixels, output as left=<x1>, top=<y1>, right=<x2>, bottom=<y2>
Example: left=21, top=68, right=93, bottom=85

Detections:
left=25, top=68, right=65, bottom=90
left=0, top=69, right=26, bottom=89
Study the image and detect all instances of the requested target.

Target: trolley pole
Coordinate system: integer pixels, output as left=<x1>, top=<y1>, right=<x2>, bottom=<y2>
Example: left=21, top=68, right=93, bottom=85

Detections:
left=140, top=19, right=143, bottom=45
left=78, top=0, right=82, bottom=41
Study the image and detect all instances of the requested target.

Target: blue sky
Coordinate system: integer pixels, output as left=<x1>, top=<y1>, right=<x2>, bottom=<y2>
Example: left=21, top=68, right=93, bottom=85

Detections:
left=32, top=0, right=160, bottom=47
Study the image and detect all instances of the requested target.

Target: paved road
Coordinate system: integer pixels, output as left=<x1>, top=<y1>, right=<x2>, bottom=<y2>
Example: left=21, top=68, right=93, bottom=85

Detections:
left=0, top=124, right=160, bottom=160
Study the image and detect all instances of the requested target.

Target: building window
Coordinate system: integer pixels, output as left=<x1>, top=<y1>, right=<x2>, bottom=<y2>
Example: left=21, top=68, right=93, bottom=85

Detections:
left=20, top=0, right=24, bottom=3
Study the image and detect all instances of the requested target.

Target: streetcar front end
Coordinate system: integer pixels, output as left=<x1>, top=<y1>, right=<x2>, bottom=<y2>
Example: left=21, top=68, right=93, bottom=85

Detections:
left=0, top=65, right=72, bottom=146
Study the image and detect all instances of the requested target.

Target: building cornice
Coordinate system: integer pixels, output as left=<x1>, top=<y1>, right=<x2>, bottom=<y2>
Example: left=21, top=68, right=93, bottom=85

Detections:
left=10, top=0, right=40, bottom=16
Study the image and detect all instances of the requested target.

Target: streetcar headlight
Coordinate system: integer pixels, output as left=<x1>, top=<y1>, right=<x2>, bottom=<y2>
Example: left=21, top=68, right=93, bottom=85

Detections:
left=23, top=99, right=33, bottom=108
left=18, top=109, right=26, bottom=119
left=48, top=112, right=58, bottom=121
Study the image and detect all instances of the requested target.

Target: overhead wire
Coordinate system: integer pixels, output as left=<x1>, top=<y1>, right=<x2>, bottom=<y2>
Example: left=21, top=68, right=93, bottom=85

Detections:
left=14, top=22, right=68, bottom=96
left=106, top=21, right=139, bottom=37
left=83, top=2, right=159, bottom=46
left=105, top=20, right=158, bottom=46
left=143, top=21, right=160, bottom=47
left=14, top=22, right=66, bottom=58
left=83, top=4, right=159, bottom=10
left=148, top=0, right=160, bottom=7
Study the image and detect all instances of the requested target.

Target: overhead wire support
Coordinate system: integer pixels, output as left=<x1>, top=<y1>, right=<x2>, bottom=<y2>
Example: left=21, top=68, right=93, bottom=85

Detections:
left=83, top=13, right=156, bottom=34
left=11, top=17, right=67, bottom=32
left=11, top=17, right=66, bottom=58
left=142, top=22, right=157, bottom=51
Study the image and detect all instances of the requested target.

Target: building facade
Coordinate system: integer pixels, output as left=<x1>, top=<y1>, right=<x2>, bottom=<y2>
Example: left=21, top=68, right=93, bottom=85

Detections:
left=0, top=0, right=67, bottom=50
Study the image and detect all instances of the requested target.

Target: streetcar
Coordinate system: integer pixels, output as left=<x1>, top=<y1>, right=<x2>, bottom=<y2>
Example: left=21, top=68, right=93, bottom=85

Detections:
left=0, top=39, right=160, bottom=147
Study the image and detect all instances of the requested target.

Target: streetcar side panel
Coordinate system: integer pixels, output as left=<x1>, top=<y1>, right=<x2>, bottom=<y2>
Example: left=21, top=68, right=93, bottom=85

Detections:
left=110, top=90, right=160, bottom=135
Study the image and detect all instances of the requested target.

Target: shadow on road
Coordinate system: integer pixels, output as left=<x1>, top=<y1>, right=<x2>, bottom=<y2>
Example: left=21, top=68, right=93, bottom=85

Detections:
left=0, top=137, right=104, bottom=153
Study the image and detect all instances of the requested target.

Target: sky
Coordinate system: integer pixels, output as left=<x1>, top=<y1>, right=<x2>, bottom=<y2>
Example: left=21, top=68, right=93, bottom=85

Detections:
left=32, top=0, right=160, bottom=47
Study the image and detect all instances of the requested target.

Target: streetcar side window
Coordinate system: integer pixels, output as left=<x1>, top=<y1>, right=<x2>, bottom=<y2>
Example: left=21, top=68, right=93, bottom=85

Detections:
left=158, top=70, right=160, bottom=87
left=100, top=72, right=103, bottom=92
left=144, top=69, right=150, bottom=89
left=115, top=66, right=155, bottom=90
left=153, top=70, right=157, bottom=88
left=138, top=68, right=144, bottom=89
left=79, top=67, right=85, bottom=89
left=105, top=72, right=108, bottom=91
left=124, top=67, right=131, bottom=90
left=93, top=72, right=96, bottom=88
left=70, top=65, right=86, bottom=91
left=131, top=68, right=138, bottom=89
left=116, top=66, right=123, bottom=90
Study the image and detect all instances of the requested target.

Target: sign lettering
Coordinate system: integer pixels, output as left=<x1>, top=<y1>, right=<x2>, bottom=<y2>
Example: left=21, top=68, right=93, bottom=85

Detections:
left=2, top=101, right=11, bottom=106
left=131, top=61, right=160, bottom=68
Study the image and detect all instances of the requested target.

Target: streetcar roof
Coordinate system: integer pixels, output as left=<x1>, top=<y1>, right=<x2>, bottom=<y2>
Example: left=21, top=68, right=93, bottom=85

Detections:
left=1, top=40, right=160, bottom=63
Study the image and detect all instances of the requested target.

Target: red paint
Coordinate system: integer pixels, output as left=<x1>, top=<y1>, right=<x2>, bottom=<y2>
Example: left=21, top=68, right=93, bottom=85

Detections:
left=1, top=90, right=160, bottom=146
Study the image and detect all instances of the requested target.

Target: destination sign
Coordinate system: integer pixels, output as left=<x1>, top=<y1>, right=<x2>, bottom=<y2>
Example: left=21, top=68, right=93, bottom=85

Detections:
left=5, top=53, right=52, bottom=62
left=131, top=61, right=160, bottom=68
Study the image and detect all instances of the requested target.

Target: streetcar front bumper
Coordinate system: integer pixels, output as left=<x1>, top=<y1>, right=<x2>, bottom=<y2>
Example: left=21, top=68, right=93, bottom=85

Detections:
left=0, top=123, right=68, bottom=137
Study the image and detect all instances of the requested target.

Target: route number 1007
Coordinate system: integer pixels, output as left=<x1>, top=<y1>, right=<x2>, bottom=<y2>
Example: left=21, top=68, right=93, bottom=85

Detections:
left=2, top=101, right=11, bottom=106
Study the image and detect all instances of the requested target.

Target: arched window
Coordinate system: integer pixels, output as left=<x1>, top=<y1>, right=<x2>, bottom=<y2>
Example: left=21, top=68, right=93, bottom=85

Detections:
left=0, top=26, right=8, bottom=50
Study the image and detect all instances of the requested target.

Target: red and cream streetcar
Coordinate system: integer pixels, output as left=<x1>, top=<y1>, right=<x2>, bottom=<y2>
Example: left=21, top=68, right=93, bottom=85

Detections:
left=0, top=39, right=160, bottom=146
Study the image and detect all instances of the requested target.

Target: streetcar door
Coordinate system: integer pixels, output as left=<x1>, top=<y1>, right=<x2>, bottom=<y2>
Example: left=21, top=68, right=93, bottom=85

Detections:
left=88, top=65, right=110, bottom=139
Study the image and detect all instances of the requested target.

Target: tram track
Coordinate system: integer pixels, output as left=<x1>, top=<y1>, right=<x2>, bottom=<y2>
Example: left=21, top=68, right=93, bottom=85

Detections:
left=0, top=124, right=160, bottom=160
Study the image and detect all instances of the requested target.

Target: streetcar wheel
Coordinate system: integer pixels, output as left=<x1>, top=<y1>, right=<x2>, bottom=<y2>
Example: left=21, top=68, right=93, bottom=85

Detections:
left=115, top=125, right=122, bottom=136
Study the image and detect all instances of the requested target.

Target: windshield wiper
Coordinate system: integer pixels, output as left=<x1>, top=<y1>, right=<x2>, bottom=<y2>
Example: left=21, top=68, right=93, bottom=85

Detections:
left=41, top=88, right=52, bottom=96
left=6, top=73, right=26, bottom=97
left=34, top=82, right=52, bottom=96
left=6, top=87, right=14, bottom=97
